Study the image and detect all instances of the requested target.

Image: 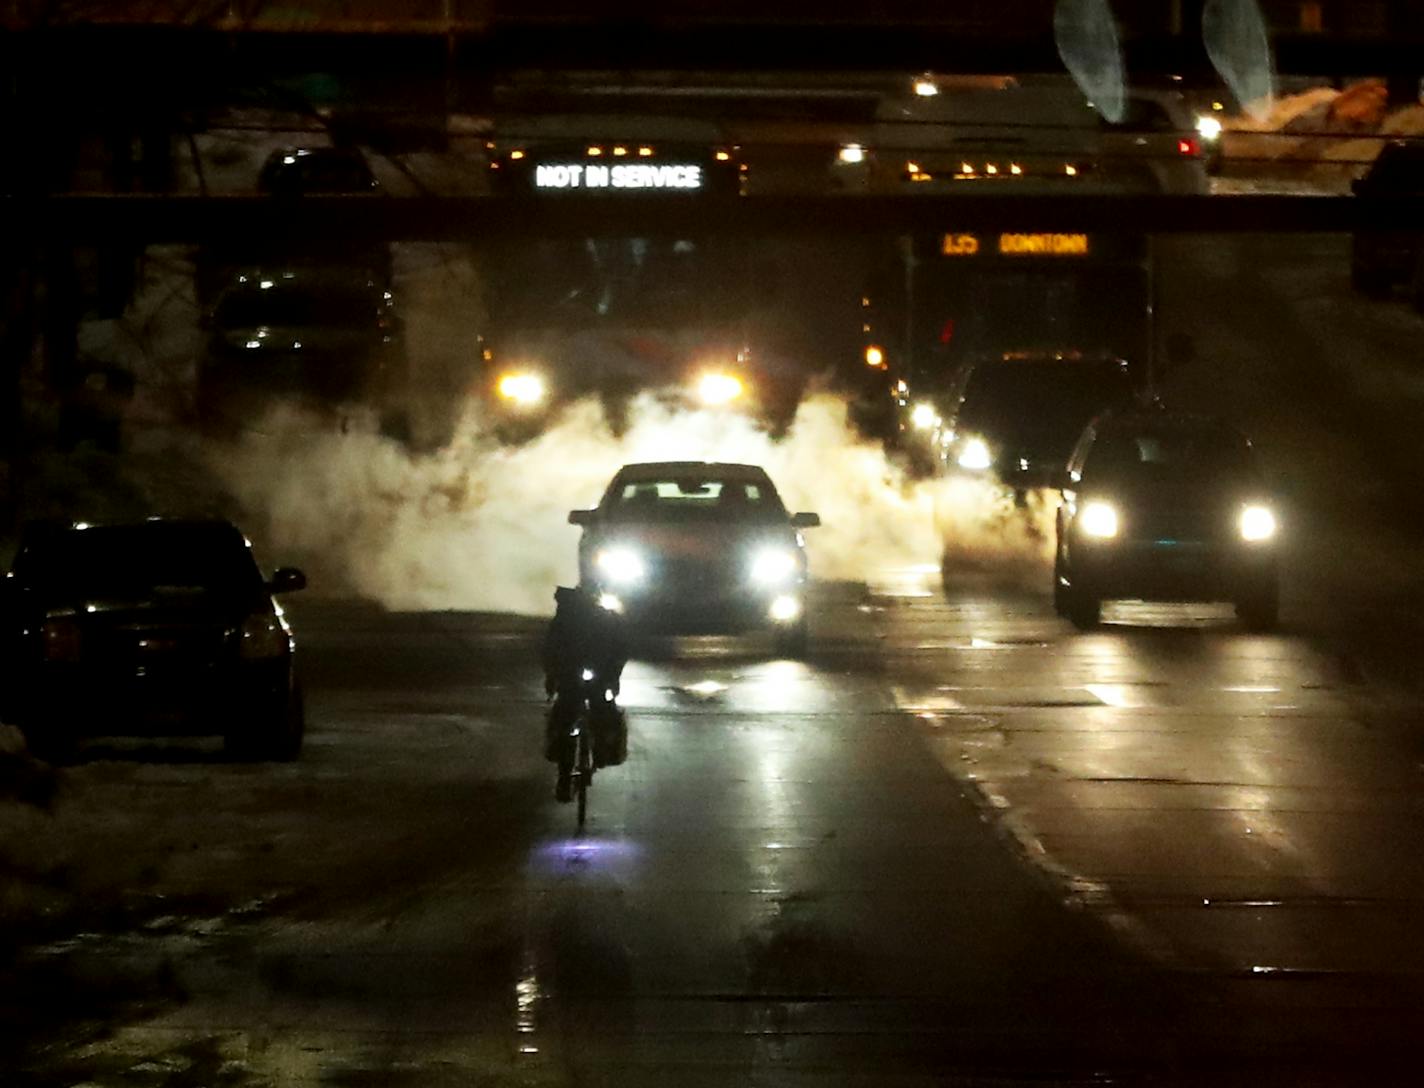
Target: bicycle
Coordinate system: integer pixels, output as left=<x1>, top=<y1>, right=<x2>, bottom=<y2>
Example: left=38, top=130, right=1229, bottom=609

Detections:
left=554, top=673, right=601, bottom=830
left=568, top=696, right=595, bottom=830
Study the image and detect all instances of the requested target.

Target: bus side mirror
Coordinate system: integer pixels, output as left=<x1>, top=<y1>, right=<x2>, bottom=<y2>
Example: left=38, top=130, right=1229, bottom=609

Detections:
left=568, top=509, right=596, bottom=527
left=791, top=512, right=821, bottom=529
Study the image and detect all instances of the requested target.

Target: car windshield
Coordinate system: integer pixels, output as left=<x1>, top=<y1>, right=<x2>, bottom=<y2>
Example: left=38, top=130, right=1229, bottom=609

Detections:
left=1087, top=427, right=1258, bottom=482
left=14, top=525, right=263, bottom=600
left=604, top=476, right=786, bottom=522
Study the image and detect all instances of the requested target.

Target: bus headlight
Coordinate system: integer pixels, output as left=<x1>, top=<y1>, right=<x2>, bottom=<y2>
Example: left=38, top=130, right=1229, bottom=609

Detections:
left=497, top=371, right=546, bottom=407
left=750, top=548, right=798, bottom=586
left=1239, top=504, right=1277, bottom=542
left=697, top=371, right=744, bottom=406
left=1080, top=500, right=1119, bottom=539
left=596, top=547, right=646, bottom=585
left=957, top=436, right=993, bottom=471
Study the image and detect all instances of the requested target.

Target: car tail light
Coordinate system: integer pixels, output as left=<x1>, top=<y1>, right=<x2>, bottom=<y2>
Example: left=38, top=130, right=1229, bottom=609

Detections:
left=41, top=617, right=82, bottom=662
left=1177, top=137, right=1200, bottom=157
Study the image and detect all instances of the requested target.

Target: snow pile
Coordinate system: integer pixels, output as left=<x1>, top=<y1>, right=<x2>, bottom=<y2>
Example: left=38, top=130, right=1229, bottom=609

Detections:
left=1222, top=80, right=1424, bottom=187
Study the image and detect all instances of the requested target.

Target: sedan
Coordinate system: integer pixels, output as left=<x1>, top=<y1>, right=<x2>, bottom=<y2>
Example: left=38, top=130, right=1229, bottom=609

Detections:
left=570, top=462, right=820, bottom=656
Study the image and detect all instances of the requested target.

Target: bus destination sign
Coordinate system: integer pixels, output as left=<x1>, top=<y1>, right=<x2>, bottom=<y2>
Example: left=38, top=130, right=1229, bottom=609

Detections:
left=941, top=233, right=1092, bottom=257
left=535, top=162, right=704, bottom=191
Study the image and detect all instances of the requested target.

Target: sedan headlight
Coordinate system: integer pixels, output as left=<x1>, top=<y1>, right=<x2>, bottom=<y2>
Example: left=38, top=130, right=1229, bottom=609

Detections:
left=1239, top=504, right=1277, bottom=542
left=240, top=611, right=290, bottom=659
left=750, top=548, right=798, bottom=586
left=496, top=371, right=547, bottom=407
left=595, top=547, right=646, bottom=585
left=957, top=436, right=993, bottom=471
left=1079, top=500, right=1119, bottom=539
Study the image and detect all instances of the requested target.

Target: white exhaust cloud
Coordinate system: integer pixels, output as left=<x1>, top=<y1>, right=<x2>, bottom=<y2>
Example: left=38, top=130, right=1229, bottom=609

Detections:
left=208, top=393, right=1055, bottom=615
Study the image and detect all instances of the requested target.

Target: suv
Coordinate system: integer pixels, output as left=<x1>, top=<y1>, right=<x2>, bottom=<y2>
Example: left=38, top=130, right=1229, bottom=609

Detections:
left=1350, top=140, right=1424, bottom=304
left=1053, top=409, right=1280, bottom=630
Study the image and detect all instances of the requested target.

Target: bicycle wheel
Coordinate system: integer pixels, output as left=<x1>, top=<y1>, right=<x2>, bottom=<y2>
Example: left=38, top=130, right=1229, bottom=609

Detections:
left=575, top=726, right=591, bottom=829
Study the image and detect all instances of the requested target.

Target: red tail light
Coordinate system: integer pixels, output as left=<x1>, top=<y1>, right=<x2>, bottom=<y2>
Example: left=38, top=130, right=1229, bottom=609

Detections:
left=1177, top=137, right=1200, bottom=157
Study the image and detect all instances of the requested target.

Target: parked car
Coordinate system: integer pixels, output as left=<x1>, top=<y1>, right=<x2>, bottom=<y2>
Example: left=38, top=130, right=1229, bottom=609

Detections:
left=0, top=518, right=306, bottom=762
left=1053, top=408, right=1280, bottom=630
left=570, top=462, right=819, bottom=656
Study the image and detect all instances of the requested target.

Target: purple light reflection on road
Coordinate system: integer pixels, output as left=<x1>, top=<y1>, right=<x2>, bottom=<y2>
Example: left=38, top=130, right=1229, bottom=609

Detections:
left=531, top=836, right=643, bottom=877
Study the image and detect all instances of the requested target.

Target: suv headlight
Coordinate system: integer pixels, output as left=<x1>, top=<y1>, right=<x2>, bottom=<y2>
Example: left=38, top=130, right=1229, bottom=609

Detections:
left=1080, top=500, right=1119, bottom=539
left=750, top=548, right=798, bottom=586
left=596, top=547, right=646, bottom=585
left=957, top=436, right=993, bottom=471
left=240, top=611, right=290, bottom=659
left=1239, top=504, right=1277, bottom=542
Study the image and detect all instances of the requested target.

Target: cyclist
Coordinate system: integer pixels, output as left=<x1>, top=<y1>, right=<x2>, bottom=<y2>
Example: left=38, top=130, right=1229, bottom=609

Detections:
left=542, top=585, right=629, bottom=802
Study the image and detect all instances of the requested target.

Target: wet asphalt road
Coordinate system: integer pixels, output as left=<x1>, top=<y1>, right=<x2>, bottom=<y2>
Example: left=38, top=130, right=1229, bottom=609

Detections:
left=6, top=565, right=1424, bottom=1087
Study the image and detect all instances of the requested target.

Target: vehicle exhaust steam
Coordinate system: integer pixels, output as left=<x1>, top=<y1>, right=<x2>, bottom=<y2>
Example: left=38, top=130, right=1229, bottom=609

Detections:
left=207, top=394, right=1055, bottom=615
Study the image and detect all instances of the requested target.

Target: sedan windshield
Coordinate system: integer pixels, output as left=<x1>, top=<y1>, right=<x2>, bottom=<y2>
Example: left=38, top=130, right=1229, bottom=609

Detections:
left=604, top=477, right=787, bottom=522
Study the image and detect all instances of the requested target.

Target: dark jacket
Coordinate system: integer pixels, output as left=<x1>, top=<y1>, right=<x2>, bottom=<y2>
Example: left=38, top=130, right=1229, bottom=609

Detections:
left=542, top=586, right=629, bottom=695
